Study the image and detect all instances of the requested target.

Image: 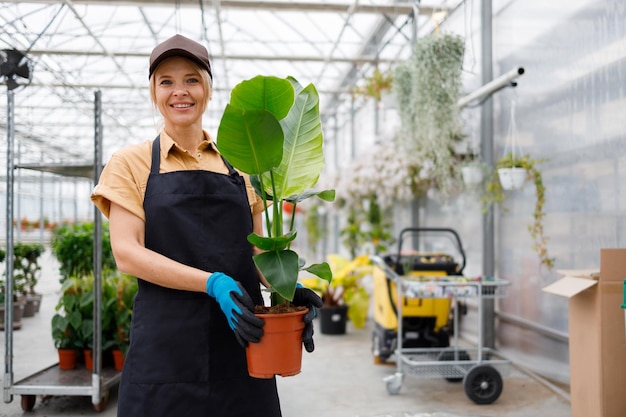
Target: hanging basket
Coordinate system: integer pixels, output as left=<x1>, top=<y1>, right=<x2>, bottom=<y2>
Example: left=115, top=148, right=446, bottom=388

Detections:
left=245, top=309, right=307, bottom=379
left=497, top=167, right=527, bottom=190
left=461, top=165, right=484, bottom=186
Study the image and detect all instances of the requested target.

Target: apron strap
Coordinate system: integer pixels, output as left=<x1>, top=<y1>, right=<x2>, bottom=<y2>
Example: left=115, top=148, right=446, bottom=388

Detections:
left=151, top=135, right=161, bottom=175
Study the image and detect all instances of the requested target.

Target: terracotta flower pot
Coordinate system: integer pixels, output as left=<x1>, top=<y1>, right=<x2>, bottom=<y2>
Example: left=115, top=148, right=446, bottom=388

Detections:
left=245, top=309, right=307, bottom=379
left=112, top=349, right=125, bottom=372
left=57, top=348, right=77, bottom=370
left=84, top=349, right=94, bottom=371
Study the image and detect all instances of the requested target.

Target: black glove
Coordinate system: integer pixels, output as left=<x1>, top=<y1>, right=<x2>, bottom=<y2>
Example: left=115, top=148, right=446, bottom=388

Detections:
left=206, top=272, right=265, bottom=348
left=291, top=285, right=324, bottom=353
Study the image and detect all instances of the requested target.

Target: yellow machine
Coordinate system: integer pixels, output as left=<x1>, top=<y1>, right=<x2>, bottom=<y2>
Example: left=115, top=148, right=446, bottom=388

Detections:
left=372, top=228, right=466, bottom=364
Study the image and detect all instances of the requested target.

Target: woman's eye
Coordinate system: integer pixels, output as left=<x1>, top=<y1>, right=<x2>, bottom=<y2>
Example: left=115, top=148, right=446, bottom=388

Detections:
left=187, top=78, right=199, bottom=84
left=159, top=79, right=172, bottom=86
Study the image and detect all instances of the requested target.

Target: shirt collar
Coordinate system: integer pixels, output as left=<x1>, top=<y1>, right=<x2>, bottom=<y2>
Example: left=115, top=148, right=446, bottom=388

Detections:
left=159, top=130, right=218, bottom=159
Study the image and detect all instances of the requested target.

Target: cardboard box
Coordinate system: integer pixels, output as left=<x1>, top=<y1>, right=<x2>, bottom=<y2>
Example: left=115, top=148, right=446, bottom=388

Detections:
left=542, top=249, right=626, bottom=417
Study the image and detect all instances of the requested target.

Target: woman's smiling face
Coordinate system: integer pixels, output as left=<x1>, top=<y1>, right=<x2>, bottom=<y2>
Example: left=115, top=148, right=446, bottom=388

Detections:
left=153, top=56, right=209, bottom=128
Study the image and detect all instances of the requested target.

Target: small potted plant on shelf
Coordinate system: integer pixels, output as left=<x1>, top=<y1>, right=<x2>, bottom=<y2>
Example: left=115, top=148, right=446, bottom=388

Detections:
left=216, top=75, right=334, bottom=378
left=482, top=152, right=554, bottom=269
left=103, top=272, right=137, bottom=371
left=13, top=242, right=45, bottom=317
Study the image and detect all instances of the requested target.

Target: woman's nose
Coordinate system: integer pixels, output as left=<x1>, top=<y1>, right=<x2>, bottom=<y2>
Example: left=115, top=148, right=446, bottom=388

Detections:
left=172, top=84, right=188, bottom=96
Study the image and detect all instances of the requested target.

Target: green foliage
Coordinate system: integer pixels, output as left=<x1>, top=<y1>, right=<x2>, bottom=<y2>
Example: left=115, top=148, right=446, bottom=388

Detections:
left=304, top=203, right=326, bottom=255
left=301, top=255, right=372, bottom=329
left=0, top=242, right=45, bottom=300
left=52, top=276, right=93, bottom=349
left=482, top=152, right=554, bottom=269
left=340, top=197, right=394, bottom=257
left=217, top=75, right=334, bottom=302
left=13, top=242, right=45, bottom=295
left=392, top=32, right=466, bottom=194
left=51, top=222, right=116, bottom=281
left=355, top=68, right=393, bottom=101
left=51, top=272, right=137, bottom=353
left=103, top=272, right=138, bottom=354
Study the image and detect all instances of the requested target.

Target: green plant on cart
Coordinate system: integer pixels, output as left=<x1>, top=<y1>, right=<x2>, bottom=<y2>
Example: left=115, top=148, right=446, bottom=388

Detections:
left=50, top=221, right=116, bottom=281
left=216, top=74, right=334, bottom=304
left=103, top=272, right=138, bottom=355
left=51, top=276, right=92, bottom=350
left=482, top=152, right=554, bottom=269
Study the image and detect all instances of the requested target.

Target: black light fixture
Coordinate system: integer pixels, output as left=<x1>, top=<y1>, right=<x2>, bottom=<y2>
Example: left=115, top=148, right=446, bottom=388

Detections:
left=0, top=49, right=32, bottom=91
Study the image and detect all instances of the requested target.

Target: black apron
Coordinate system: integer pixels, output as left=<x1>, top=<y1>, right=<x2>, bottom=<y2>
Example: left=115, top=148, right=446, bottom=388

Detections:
left=117, top=137, right=282, bottom=417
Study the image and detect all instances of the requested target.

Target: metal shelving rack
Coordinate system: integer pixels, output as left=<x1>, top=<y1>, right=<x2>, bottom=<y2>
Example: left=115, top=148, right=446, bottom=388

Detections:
left=3, top=91, right=119, bottom=411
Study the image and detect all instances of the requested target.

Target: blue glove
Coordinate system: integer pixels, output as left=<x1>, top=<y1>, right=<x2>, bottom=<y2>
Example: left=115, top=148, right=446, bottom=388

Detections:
left=291, top=284, right=323, bottom=353
left=206, top=272, right=265, bottom=347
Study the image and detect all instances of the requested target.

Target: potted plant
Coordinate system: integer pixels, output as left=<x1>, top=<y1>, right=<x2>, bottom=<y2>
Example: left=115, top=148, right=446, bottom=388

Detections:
left=302, top=254, right=373, bottom=335
left=482, top=152, right=554, bottom=269
left=13, top=242, right=45, bottom=317
left=103, top=272, right=137, bottom=371
left=215, top=75, right=334, bottom=377
left=0, top=245, right=38, bottom=330
left=0, top=289, right=25, bottom=331
left=51, top=277, right=88, bottom=369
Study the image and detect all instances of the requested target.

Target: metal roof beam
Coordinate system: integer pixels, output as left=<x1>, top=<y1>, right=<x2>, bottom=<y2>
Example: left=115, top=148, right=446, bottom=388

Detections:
left=25, top=49, right=400, bottom=64
left=0, top=1, right=432, bottom=15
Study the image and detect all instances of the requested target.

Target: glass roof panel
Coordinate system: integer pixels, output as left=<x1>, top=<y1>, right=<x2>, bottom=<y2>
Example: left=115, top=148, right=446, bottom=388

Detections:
left=0, top=0, right=461, bottom=166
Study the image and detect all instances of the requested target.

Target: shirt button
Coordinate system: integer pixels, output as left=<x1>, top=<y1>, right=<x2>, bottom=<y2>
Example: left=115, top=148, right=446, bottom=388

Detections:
left=196, top=153, right=202, bottom=159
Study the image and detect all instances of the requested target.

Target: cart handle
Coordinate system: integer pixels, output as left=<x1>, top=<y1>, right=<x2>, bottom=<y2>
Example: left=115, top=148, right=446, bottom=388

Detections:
left=396, top=227, right=466, bottom=275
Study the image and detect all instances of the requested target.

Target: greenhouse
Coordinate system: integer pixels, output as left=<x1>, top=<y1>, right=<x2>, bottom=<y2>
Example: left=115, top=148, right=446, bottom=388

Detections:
left=1, top=1, right=625, bottom=416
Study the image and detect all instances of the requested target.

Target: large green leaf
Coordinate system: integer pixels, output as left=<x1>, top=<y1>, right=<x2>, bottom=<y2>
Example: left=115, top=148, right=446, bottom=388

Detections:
left=253, top=250, right=299, bottom=301
left=303, top=261, right=333, bottom=282
left=260, top=81, right=325, bottom=200
left=216, top=105, right=283, bottom=175
left=230, top=75, right=294, bottom=120
left=247, top=230, right=297, bottom=251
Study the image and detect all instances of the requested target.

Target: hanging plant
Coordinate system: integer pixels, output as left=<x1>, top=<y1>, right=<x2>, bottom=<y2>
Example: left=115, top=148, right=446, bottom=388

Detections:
left=355, top=68, right=393, bottom=101
left=392, top=32, right=466, bottom=194
left=482, top=152, right=554, bottom=269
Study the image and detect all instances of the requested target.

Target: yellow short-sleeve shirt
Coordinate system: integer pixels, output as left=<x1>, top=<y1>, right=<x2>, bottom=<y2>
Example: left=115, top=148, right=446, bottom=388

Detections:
left=91, top=130, right=263, bottom=221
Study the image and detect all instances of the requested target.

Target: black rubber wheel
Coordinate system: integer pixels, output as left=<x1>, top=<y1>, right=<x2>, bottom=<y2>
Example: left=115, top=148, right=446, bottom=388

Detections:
left=463, top=365, right=503, bottom=404
left=437, top=350, right=471, bottom=382
left=20, top=395, right=36, bottom=411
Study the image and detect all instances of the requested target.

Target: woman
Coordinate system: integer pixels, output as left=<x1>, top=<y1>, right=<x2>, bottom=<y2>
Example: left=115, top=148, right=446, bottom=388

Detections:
left=91, top=34, right=322, bottom=417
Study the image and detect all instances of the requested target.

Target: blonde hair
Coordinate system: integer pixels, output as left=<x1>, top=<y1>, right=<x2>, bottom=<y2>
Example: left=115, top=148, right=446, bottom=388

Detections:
left=149, top=59, right=213, bottom=114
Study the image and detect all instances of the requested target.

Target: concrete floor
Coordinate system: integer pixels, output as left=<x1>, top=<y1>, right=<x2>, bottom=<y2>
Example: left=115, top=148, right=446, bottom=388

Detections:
left=1, top=249, right=572, bottom=417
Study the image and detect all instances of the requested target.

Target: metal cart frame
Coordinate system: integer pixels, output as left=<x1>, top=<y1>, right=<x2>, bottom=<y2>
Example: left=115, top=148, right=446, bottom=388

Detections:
left=3, top=91, right=118, bottom=411
left=371, top=255, right=511, bottom=405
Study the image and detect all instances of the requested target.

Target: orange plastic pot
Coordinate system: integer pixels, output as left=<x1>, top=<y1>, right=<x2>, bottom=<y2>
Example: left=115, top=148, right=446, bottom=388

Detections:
left=112, top=349, right=125, bottom=371
left=57, top=348, right=77, bottom=370
left=245, top=309, right=307, bottom=379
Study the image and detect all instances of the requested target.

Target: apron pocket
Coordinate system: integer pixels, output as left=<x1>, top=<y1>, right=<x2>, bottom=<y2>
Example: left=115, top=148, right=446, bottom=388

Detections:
left=129, top=296, right=210, bottom=384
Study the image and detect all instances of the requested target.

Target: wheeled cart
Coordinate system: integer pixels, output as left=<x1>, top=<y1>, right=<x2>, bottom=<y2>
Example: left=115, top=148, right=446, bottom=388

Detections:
left=3, top=91, right=117, bottom=411
left=370, top=234, right=511, bottom=404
